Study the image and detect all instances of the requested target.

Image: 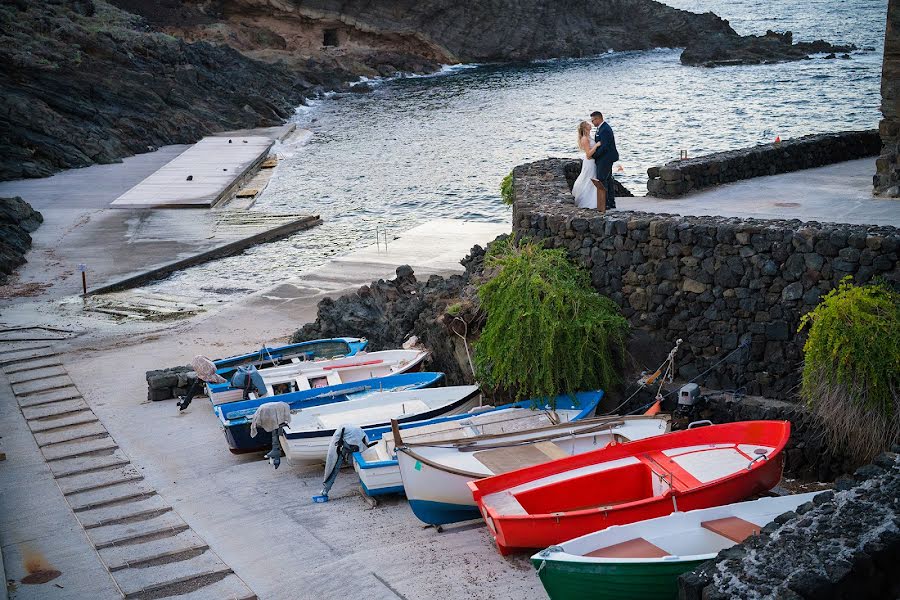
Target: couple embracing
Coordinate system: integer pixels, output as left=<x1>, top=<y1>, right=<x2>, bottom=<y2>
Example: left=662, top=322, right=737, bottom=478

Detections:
left=573, top=111, right=619, bottom=212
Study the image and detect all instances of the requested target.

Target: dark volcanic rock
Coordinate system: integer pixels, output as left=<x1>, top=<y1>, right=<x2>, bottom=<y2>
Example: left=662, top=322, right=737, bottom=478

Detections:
left=678, top=454, right=900, bottom=599
left=0, top=197, right=43, bottom=284
left=0, top=1, right=356, bottom=181
left=291, top=244, right=495, bottom=386
left=681, top=30, right=858, bottom=67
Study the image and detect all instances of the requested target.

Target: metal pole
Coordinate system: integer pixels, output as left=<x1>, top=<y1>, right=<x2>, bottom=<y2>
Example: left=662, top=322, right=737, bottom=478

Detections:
left=82, top=271, right=87, bottom=295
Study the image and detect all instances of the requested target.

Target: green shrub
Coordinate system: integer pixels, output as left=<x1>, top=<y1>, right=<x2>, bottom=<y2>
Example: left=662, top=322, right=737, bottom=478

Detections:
left=500, top=172, right=514, bottom=205
left=798, top=277, right=900, bottom=460
left=474, top=238, right=629, bottom=404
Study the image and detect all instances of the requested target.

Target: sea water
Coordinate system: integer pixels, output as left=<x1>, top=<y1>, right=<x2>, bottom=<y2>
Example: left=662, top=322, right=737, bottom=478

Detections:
left=151, top=0, right=887, bottom=298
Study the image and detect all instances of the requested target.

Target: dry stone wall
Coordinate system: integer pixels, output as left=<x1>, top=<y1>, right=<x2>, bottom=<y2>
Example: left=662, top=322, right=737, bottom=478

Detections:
left=513, top=159, right=900, bottom=400
left=647, top=130, right=880, bottom=197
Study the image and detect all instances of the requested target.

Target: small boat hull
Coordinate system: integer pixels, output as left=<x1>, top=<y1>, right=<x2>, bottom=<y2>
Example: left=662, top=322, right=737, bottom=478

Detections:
left=214, top=337, right=367, bottom=382
left=279, top=386, right=482, bottom=463
left=216, top=372, right=444, bottom=452
left=470, top=420, right=791, bottom=555
left=532, top=557, right=706, bottom=600
left=354, top=393, right=604, bottom=498
left=530, top=491, right=819, bottom=600
left=397, top=413, right=671, bottom=527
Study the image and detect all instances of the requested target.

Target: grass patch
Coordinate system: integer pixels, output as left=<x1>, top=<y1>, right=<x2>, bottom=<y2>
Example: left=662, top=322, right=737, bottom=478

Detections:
left=500, top=171, right=514, bottom=205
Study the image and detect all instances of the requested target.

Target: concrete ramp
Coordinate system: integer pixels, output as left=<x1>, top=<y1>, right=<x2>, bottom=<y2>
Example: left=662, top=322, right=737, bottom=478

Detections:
left=111, top=137, right=273, bottom=209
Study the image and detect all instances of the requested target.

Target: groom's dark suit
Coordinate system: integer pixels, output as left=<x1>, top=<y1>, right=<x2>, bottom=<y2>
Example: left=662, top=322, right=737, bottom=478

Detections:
left=592, top=121, right=619, bottom=209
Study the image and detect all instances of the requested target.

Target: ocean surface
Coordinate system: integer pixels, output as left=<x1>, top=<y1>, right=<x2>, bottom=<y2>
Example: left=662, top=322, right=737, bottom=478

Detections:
left=150, top=0, right=888, bottom=300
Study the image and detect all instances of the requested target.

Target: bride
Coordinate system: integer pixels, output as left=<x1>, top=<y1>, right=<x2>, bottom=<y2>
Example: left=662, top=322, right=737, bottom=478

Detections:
left=572, top=121, right=602, bottom=210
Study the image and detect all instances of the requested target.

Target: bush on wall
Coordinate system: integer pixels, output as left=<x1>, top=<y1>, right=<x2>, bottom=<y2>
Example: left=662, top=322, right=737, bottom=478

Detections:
left=474, top=237, right=629, bottom=404
left=798, top=277, right=900, bottom=461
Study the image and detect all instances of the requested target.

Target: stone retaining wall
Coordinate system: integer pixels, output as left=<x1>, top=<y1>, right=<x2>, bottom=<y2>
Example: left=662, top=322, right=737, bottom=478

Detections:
left=145, top=366, right=194, bottom=402
left=646, top=130, right=880, bottom=197
left=513, top=159, right=900, bottom=399
left=678, top=451, right=900, bottom=600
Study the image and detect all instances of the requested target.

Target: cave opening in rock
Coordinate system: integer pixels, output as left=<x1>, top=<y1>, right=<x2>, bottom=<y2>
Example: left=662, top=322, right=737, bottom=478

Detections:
left=323, top=28, right=339, bottom=47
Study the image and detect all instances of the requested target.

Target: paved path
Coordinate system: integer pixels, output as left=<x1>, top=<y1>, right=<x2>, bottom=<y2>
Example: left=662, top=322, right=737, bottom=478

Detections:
left=110, top=137, right=273, bottom=209
left=624, top=158, right=900, bottom=227
left=0, top=332, right=256, bottom=600
left=0, top=127, right=315, bottom=304
left=0, top=218, right=522, bottom=600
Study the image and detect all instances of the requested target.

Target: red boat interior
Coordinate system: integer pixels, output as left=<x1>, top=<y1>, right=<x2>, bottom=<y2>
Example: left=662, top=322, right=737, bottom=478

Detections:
left=514, top=461, right=657, bottom=513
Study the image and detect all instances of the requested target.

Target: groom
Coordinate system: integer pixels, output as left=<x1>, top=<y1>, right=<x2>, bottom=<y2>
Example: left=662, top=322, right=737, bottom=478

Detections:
left=590, top=111, right=619, bottom=209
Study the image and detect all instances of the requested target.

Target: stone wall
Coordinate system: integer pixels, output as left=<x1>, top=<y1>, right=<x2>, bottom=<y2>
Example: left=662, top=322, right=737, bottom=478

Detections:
left=646, top=130, right=880, bottom=197
left=877, top=0, right=900, bottom=196
left=513, top=159, right=900, bottom=399
left=678, top=451, right=900, bottom=600
left=145, top=366, right=194, bottom=402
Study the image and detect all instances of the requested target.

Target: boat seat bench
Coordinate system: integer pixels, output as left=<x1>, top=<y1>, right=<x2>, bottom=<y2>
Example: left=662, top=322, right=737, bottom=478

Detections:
left=472, top=441, right=568, bottom=474
left=585, top=537, right=669, bottom=559
left=701, top=516, right=761, bottom=543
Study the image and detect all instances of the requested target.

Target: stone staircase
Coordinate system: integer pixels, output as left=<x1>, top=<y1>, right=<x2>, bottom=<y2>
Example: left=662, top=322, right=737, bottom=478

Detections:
left=0, top=328, right=256, bottom=599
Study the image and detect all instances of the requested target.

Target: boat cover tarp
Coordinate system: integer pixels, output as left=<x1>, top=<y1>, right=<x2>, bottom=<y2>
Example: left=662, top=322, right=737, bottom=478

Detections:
left=323, top=425, right=369, bottom=485
left=250, top=401, right=292, bottom=438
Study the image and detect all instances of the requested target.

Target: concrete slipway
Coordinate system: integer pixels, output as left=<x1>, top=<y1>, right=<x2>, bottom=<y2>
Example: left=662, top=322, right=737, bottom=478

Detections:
left=0, top=218, right=514, bottom=600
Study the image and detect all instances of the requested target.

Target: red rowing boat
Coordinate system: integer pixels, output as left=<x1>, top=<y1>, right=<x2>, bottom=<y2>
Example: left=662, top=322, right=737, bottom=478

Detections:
left=467, top=420, right=790, bottom=555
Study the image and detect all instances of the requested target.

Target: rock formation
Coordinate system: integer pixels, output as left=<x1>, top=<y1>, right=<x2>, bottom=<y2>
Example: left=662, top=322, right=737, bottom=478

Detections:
left=0, top=0, right=362, bottom=181
left=118, top=0, right=736, bottom=65
left=877, top=0, right=900, bottom=197
left=681, top=30, right=857, bottom=67
left=679, top=451, right=900, bottom=600
left=0, top=197, right=43, bottom=285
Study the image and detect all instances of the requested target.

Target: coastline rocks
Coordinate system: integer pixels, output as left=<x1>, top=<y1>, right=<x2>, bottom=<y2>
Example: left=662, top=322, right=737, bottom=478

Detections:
left=291, top=245, right=493, bottom=386
left=0, top=1, right=351, bottom=181
left=646, top=130, right=880, bottom=197
left=0, top=196, right=43, bottom=284
left=678, top=452, right=900, bottom=600
left=681, top=30, right=858, bottom=67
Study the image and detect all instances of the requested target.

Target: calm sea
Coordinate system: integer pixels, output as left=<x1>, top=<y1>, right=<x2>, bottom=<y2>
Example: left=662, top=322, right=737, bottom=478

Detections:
left=151, top=0, right=888, bottom=298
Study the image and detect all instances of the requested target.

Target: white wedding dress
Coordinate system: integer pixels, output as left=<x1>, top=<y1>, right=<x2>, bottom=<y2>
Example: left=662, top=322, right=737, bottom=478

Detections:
left=572, top=144, right=597, bottom=209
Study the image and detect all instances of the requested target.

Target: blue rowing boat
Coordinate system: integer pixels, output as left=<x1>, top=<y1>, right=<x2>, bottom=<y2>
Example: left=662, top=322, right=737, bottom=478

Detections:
left=213, top=337, right=368, bottom=382
left=214, top=371, right=444, bottom=453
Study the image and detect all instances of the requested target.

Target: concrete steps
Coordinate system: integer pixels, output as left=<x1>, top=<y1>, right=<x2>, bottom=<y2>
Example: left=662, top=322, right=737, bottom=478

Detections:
left=21, top=396, right=90, bottom=420
left=7, top=364, right=67, bottom=383
left=1, top=346, right=256, bottom=599
left=48, top=447, right=132, bottom=478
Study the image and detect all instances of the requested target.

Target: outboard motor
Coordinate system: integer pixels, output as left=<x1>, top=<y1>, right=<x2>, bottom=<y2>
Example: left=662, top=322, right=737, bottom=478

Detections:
left=313, top=425, right=369, bottom=503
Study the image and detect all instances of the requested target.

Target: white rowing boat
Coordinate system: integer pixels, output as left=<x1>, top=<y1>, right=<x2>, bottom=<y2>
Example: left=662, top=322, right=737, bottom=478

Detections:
left=208, top=348, right=428, bottom=405
left=278, top=385, right=482, bottom=464
left=393, top=414, right=671, bottom=526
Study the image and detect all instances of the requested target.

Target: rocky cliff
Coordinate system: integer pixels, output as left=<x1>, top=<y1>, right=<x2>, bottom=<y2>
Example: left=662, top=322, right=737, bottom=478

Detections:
left=2, top=0, right=851, bottom=181
left=123, top=0, right=736, bottom=65
left=0, top=0, right=364, bottom=181
left=0, top=197, right=43, bottom=285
